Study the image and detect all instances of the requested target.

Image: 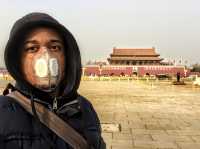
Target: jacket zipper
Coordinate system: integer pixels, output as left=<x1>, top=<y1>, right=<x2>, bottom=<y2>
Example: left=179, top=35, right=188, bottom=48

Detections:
left=33, top=96, right=80, bottom=113
left=53, top=97, right=58, bottom=110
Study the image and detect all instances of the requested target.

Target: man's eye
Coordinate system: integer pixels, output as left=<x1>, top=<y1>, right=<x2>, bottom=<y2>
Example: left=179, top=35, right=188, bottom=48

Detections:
left=50, top=45, right=61, bottom=51
left=25, top=46, right=39, bottom=52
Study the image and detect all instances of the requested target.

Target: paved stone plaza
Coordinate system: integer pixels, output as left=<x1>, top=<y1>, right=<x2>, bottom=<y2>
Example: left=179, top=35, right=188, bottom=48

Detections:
left=1, top=80, right=200, bottom=149
left=79, top=80, right=200, bottom=149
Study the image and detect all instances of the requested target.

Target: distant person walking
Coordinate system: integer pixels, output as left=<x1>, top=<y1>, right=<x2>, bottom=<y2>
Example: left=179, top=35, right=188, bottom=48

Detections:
left=177, top=72, right=181, bottom=82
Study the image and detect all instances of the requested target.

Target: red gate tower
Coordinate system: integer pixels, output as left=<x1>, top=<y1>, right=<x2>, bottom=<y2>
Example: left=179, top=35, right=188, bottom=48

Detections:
left=107, top=47, right=163, bottom=65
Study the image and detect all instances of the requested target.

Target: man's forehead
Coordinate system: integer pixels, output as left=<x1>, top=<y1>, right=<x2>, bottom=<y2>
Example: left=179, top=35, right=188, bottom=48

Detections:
left=23, top=27, right=63, bottom=44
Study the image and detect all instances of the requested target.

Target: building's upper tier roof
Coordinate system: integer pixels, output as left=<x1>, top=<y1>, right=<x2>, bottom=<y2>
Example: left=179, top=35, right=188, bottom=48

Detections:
left=108, top=56, right=163, bottom=61
left=111, top=47, right=160, bottom=56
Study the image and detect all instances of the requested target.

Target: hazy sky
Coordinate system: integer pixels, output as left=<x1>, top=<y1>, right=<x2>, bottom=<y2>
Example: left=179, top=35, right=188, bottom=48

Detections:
left=0, top=0, right=200, bottom=67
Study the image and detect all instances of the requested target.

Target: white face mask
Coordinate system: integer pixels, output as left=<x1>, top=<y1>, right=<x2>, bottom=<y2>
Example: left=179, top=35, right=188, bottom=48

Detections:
left=33, top=50, right=61, bottom=92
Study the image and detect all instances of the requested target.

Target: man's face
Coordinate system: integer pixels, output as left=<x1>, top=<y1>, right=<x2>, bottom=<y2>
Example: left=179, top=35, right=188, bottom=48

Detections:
left=21, top=27, right=65, bottom=91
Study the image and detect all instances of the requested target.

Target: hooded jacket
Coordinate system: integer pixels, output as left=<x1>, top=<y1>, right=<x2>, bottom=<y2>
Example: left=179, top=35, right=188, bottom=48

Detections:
left=0, top=12, right=105, bottom=149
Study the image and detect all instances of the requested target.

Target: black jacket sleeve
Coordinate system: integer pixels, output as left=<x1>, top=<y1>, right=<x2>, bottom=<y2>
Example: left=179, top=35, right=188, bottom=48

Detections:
left=79, top=96, right=106, bottom=149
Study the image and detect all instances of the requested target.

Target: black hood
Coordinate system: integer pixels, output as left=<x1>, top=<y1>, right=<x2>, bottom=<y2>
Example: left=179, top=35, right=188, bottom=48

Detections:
left=4, top=12, right=82, bottom=103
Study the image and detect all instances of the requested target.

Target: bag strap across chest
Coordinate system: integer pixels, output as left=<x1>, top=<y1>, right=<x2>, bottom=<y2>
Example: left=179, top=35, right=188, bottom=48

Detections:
left=6, top=90, right=90, bottom=149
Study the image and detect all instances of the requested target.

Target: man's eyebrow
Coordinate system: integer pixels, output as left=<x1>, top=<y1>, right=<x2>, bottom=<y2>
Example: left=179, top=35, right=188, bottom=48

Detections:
left=50, top=39, right=63, bottom=44
left=23, top=39, right=63, bottom=45
left=24, top=40, right=38, bottom=44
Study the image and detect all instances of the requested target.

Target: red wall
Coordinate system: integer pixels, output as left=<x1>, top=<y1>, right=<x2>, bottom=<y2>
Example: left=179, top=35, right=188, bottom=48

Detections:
left=138, top=66, right=185, bottom=77
left=83, top=65, right=186, bottom=77
left=84, top=66, right=100, bottom=76
left=101, top=66, right=133, bottom=76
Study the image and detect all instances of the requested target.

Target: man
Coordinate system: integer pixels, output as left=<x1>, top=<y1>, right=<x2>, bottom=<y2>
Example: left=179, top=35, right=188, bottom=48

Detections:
left=0, top=12, right=105, bottom=149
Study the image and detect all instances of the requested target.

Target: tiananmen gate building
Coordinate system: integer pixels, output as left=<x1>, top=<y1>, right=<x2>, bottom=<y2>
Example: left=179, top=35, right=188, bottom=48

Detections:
left=83, top=47, right=189, bottom=77
left=107, top=47, right=163, bottom=65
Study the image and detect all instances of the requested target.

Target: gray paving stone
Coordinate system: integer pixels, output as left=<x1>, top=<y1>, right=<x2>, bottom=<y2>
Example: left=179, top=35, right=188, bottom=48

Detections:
left=177, top=142, right=200, bottom=149
left=54, top=80, right=200, bottom=148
